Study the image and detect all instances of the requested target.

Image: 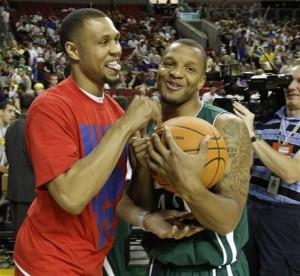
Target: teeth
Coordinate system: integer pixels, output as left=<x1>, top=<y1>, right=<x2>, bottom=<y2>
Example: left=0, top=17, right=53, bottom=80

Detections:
left=106, top=62, right=121, bottom=71
left=167, top=81, right=182, bottom=88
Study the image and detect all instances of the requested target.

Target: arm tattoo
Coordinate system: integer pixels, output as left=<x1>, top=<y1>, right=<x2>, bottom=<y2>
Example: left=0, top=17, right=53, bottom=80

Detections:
left=216, top=117, right=251, bottom=198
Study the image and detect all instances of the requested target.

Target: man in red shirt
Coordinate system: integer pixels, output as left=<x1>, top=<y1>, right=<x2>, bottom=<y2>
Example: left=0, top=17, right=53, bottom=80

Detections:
left=14, top=9, right=201, bottom=276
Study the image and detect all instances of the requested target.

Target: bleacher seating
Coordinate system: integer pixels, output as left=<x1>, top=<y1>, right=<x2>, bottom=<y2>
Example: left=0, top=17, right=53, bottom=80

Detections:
left=9, top=2, right=146, bottom=24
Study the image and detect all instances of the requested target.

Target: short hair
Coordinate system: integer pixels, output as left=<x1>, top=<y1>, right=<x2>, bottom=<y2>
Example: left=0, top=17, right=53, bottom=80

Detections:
left=60, top=8, right=107, bottom=52
left=0, top=99, right=15, bottom=111
left=162, top=39, right=207, bottom=73
left=33, top=82, right=44, bottom=90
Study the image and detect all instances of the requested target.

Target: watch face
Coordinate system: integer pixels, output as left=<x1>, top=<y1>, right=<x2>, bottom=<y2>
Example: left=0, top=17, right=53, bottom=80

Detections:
left=251, top=133, right=261, bottom=143
left=255, top=133, right=262, bottom=140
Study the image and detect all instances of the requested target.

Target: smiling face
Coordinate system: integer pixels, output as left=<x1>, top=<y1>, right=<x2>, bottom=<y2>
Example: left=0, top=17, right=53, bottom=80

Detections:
left=158, top=42, right=206, bottom=106
left=285, top=65, right=300, bottom=116
left=66, top=17, right=122, bottom=91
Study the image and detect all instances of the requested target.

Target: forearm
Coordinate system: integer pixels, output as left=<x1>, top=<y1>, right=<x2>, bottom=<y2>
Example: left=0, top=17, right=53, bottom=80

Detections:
left=233, top=101, right=300, bottom=183
left=181, top=183, right=244, bottom=235
left=117, top=193, right=149, bottom=227
left=184, top=114, right=250, bottom=235
left=252, top=140, right=300, bottom=183
left=48, top=117, right=133, bottom=214
left=127, top=166, right=154, bottom=211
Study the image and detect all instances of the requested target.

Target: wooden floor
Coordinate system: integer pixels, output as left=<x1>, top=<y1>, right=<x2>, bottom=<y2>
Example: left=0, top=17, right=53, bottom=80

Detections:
left=0, top=268, right=14, bottom=276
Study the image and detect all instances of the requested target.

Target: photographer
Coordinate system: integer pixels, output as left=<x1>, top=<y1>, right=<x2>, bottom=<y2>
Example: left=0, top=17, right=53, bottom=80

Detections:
left=233, top=64, right=300, bottom=276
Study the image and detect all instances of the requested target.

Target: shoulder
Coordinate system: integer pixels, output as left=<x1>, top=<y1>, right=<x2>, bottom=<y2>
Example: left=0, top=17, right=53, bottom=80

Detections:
left=215, top=112, right=244, bottom=126
left=7, top=118, right=25, bottom=132
left=29, top=91, right=63, bottom=116
left=214, top=113, right=251, bottom=152
left=30, top=79, right=78, bottom=114
left=202, top=102, right=227, bottom=114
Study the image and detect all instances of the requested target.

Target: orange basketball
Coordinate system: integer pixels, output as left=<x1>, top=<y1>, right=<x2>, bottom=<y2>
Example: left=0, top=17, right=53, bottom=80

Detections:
left=153, top=116, right=228, bottom=193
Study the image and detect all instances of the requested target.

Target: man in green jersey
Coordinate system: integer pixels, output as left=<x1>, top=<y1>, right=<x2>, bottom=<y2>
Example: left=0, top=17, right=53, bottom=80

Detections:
left=129, top=39, right=252, bottom=276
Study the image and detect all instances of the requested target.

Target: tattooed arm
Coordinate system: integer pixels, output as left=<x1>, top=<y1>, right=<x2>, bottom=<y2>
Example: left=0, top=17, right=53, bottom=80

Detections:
left=178, top=114, right=251, bottom=234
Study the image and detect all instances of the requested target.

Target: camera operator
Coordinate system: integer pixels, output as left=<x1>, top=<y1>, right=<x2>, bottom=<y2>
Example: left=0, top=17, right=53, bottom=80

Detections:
left=233, top=64, right=300, bottom=276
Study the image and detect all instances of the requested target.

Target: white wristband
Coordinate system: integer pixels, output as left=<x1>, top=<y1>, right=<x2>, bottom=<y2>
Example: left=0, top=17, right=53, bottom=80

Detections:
left=137, top=210, right=151, bottom=231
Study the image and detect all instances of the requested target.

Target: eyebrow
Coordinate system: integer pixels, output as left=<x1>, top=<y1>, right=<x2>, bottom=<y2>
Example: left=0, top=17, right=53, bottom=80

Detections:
left=98, top=32, right=120, bottom=39
left=185, top=62, right=198, bottom=67
left=163, top=57, right=199, bottom=67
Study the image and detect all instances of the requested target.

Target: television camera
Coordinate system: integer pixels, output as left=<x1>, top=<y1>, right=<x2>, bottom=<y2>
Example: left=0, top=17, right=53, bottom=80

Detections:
left=211, top=63, right=293, bottom=121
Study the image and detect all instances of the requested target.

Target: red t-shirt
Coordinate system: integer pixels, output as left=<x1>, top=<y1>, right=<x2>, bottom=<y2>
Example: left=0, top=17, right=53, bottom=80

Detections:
left=14, top=77, right=127, bottom=275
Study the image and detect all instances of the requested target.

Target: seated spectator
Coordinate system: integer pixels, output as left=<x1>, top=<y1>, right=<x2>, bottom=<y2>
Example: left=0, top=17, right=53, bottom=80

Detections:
left=201, top=86, right=222, bottom=104
left=46, top=73, right=58, bottom=88
left=259, top=46, right=275, bottom=73
left=33, top=82, right=45, bottom=96
left=144, top=71, right=157, bottom=88
left=148, top=49, right=161, bottom=68
left=132, top=72, right=144, bottom=90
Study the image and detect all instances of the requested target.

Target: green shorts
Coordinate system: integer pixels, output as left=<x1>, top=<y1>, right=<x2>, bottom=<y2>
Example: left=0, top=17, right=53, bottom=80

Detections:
left=148, top=251, right=249, bottom=276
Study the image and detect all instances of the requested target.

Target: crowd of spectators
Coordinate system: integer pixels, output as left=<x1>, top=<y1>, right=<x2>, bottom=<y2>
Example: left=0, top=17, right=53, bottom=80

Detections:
left=1, top=2, right=300, bottom=105
left=179, top=2, right=300, bottom=76
left=0, top=4, right=178, bottom=107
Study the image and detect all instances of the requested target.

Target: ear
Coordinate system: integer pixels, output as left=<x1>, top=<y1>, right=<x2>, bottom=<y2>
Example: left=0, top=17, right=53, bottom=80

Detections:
left=197, top=75, right=206, bottom=90
left=65, top=41, right=80, bottom=61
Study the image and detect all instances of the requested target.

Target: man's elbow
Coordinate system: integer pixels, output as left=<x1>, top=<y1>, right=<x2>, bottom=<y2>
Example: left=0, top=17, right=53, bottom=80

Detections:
left=56, top=193, right=85, bottom=215
left=284, top=174, right=300, bottom=185
left=48, top=185, right=84, bottom=215
left=217, top=222, right=237, bottom=236
left=215, top=210, right=242, bottom=235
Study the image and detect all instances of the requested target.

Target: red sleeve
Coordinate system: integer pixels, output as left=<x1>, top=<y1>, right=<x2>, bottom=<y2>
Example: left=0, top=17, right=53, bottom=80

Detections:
left=25, top=96, right=79, bottom=188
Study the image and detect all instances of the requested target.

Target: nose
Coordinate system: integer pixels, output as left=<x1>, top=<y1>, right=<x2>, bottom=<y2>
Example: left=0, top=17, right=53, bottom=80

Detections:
left=169, top=67, right=183, bottom=78
left=109, top=40, right=122, bottom=57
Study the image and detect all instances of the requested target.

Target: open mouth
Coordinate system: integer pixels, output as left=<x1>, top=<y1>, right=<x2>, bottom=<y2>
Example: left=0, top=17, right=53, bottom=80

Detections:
left=165, top=80, right=184, bottom=91
left=105, top=61, right=121, bottom=73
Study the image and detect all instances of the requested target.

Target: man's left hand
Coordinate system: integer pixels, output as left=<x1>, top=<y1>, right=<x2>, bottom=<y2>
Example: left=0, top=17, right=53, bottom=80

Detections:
left=143, top=210, right=205, bottom=239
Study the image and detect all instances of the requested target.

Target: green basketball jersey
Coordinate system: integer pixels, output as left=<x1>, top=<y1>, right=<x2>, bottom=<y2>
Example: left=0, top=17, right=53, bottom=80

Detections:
left=143, top=103, right=249, bottom=268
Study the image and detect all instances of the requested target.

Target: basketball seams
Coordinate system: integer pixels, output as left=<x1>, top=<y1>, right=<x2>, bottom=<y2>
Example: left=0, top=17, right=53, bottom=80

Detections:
left=153, top=117, right=228, bottom=192
left=170, top=125, right=221, bottom=138
left=184, top=148, right=227, bottom=153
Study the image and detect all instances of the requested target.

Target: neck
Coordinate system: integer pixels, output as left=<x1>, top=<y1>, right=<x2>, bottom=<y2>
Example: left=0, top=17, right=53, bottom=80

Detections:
left=71, top=70, right=104, bottom=97
left=0, top=120, right=6, bottom=128
left=162, top=98, right=202, bottom=121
